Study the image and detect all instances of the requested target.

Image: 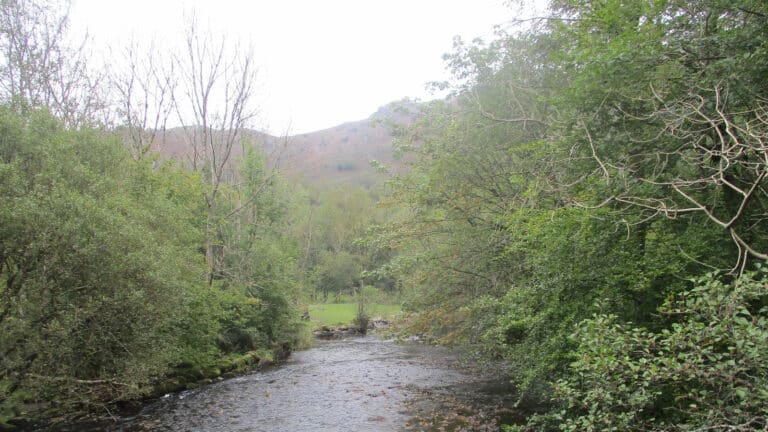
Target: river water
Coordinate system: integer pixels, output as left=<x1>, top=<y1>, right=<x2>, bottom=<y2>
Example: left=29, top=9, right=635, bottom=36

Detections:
left=73, top=336, right=517, bottom=431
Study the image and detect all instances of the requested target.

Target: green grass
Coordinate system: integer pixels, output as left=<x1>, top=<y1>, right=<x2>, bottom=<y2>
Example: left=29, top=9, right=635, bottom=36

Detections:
left=308, top=303, right=401, bottom=328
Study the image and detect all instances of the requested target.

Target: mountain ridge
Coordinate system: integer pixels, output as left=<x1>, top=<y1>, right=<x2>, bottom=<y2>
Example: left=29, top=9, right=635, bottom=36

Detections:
left=154, top=102, right=414, bottom=187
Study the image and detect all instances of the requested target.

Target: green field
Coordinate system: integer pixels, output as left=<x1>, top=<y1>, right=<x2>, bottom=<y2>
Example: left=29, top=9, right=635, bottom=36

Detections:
left=307, top=303, right=401, bottom=327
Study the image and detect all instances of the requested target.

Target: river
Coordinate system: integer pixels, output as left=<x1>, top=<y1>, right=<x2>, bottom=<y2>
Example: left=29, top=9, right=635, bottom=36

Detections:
left=58, top=336, right=517, bottom=431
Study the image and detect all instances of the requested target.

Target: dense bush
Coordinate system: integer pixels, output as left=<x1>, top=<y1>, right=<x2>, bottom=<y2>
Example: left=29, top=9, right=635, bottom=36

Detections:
left=511, top=270, right=768, bottom=431
left=0, top=109, right=303, bottom=425
left=0, top=109, right=211, bottom=423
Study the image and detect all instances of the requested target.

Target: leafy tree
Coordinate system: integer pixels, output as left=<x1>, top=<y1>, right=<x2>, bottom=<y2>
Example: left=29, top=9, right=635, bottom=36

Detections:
left=310, top=250, right=363, bottom=301
left=0, top=108, right=212, bottom=423
left=550, top=0, right=768, bottom=271
left=295, top=185, right=388, bottom=300
left=212, top=148, right=302, bottom=354
left=371, top=1, right=767, bottom=415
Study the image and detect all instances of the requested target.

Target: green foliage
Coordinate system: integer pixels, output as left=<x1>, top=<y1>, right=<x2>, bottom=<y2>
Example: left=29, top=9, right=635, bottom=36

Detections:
left=0, top=108, right=212, bottom=422
left=370, top=2, right=768, bottom=431
left=292, top=184, right=398, bottom=301
left=542, top=270, right=768, bottom=432
left=216, top=285, right=296, bottom=354
left=1, top=0, right=764, bottom=429
left=310, top=250, right=362, bottom=300
left=550, top=0, right=768, bottom=264
left=202, top=148, right=302, bottom=357
left=0, top=109, right=304, bottom=425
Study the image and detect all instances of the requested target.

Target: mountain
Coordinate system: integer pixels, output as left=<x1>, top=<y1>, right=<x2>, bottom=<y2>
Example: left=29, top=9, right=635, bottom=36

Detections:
left=155, top=103, right=413, bottom=188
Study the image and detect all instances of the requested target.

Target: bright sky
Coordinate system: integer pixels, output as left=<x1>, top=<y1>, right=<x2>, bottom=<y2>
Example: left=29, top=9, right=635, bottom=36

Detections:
left=70, top=0, right=520, bottom=134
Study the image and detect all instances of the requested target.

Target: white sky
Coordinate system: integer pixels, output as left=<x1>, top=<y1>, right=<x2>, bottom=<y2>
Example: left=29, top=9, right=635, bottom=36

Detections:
left=70, top=0, right=520, bottom=134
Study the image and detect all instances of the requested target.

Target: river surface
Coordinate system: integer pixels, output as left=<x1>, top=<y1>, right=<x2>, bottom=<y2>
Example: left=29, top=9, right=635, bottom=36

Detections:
left=73, top=336, right=517, bottom=431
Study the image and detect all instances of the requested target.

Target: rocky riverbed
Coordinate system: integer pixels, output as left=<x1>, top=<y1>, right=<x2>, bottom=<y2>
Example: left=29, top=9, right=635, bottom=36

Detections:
left=50, top=336, right=519, bottom=431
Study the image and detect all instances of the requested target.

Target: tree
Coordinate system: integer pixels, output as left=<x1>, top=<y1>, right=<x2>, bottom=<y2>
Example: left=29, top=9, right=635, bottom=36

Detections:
left=173, top=15, right=259, bottom=284
left=0, top=108, right=211, bottom=424
left=295, top=186, right=386, bottom=299
left=0, top=0, right=107, bottom=127
left=207, top=148, right=302, bottom=356
left=368, top=31, right=572, bottom=365
left=110, top=38, right=176, bottom=160
left=550, top=0, right=768, bottom=273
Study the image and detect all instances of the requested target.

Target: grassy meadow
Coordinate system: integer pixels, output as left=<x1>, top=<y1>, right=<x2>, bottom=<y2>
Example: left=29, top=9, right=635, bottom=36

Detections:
left=308, top=303, right=401, bottom=328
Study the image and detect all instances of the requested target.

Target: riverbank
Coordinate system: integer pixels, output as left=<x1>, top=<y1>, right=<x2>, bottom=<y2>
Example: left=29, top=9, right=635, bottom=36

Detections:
left=8, top=345, right=293, bottom=432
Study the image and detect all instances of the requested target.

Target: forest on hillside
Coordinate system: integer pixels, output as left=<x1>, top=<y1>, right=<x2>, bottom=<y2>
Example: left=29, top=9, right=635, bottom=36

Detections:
left=1, top=0, right=767, bottom=431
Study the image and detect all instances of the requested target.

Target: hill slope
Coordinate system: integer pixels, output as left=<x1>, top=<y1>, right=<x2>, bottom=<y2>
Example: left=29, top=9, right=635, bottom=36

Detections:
left=155, top=104, right=411, bottom=188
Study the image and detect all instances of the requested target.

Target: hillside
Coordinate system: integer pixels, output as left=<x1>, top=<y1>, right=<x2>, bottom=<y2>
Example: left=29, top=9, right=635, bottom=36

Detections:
left=155, top=104, right=412, bottom=188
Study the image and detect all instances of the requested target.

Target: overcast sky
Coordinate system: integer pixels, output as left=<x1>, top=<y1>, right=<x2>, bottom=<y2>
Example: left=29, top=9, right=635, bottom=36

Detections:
left=70, top=0, right=521, bottom=134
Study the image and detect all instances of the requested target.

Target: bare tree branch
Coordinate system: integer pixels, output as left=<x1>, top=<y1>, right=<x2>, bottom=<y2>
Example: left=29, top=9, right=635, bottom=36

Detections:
left=172, top=15, right=260, bottom=284
left=0, top=0, right=107, bottom=127
left=579, top=83, right=768, bottom=270
left=110, top=38, right=176, bottom=160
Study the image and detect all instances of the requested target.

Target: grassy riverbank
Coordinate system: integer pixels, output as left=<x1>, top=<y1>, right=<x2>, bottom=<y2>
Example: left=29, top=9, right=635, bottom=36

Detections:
left=308, top=303, right=401, bottom=328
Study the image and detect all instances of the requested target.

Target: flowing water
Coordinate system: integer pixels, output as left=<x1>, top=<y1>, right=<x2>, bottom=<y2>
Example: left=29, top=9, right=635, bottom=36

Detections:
left=58, top=336, right=517, bottom=432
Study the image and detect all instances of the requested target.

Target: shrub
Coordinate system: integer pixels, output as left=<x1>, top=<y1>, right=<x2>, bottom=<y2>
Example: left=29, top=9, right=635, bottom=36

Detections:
left=544, top=269, right=768, bottom=432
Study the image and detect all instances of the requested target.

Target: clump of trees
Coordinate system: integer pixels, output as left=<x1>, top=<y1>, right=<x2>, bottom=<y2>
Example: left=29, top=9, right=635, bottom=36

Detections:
left=371, top=0, right=768, bottom=430
left=0, top=0, right=303, bottom=426
left=0, top=109, right=207, bottom=421
left=294, top=185, right=398, bottom=302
